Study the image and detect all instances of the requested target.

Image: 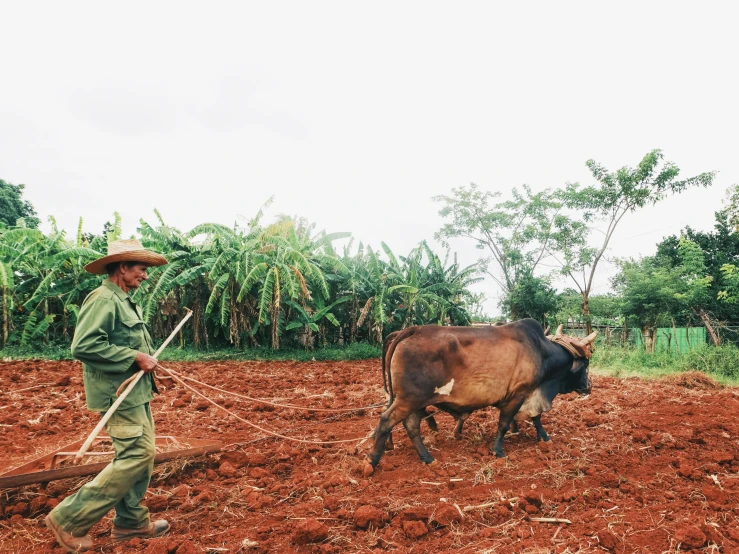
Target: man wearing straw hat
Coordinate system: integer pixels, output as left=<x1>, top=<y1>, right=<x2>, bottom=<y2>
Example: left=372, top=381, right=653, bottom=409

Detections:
left=45, top=239, right=171, bottom=552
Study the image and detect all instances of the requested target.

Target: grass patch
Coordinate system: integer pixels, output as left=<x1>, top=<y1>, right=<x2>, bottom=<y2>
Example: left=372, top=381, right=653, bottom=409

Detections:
left=0, top=342, right=382, bottom=363
left=592, top=343, right=739, bottom=385
left=160, top=342, right=381, bottom=362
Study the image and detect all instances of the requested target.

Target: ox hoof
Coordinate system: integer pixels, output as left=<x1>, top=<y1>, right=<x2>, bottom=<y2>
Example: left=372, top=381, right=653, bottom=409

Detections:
left=425, top=459, right=438, bottom=466
left=362, top=461, right=375, bottom=478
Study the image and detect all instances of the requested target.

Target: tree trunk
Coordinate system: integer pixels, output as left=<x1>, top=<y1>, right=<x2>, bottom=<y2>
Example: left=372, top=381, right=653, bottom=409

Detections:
left=349, top=299, right=358, bottom=344
left=192, top=293, right=202, bottom=348
left=642, top=326, right=655, bottom=353
left=271, top=316, right=279, bottom=349
left=2, top=287, right=7, bottom=348
left=372, top=321, right=383, bottom=346
left=271, top=300, right=280, bottom=349
left=693, top=308, right=720, bottom=346
left=43, top=299, right=49, bottom=344
left=581, top=293, right=592, bottom=335
left=672, top=318, right=680, bottom=354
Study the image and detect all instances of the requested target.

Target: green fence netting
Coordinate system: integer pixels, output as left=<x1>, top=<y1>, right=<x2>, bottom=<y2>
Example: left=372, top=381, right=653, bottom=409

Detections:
left=564, top=326, right=707, bottom=352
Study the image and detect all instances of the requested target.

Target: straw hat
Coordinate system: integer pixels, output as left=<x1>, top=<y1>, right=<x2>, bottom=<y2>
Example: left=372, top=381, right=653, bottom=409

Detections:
left=84, top=239, right=168, bottom=275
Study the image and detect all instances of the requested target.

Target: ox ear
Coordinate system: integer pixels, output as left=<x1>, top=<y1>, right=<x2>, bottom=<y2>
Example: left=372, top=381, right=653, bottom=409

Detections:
left=570, top=357, right=589, bottom=374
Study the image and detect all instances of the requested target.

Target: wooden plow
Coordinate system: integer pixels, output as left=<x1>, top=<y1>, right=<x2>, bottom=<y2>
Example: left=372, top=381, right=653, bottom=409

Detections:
left=0, top=435, right=222, bottom=489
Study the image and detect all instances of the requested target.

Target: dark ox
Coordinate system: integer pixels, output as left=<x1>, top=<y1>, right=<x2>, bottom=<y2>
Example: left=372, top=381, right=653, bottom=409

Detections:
left=365, top=319, right=596, bottom=474
left=381, top=324, right=575, bottom=444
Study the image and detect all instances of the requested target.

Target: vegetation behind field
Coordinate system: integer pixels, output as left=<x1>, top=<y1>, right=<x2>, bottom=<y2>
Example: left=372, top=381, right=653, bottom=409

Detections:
left=2, top=151, right=738, bottom=358
left=591, top=343, right=739, bottom=385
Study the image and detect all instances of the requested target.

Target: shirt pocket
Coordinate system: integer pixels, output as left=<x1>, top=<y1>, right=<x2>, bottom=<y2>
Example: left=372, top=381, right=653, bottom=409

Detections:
left=121, top=318, right=146, bottom=350
left=107, top=424, right=143, bottom=440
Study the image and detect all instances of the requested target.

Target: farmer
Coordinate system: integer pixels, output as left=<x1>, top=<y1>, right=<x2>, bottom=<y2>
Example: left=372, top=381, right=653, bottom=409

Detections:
left=45, top=239, right=171, bottom=552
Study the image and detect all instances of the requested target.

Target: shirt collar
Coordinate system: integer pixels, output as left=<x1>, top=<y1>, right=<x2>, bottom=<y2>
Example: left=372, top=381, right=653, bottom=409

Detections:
left=102, top=278, right=133, bottom=302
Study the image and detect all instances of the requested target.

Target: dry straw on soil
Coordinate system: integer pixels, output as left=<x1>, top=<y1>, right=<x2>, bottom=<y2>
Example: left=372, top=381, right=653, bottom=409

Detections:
left=661, top=370, right=722, bottom=390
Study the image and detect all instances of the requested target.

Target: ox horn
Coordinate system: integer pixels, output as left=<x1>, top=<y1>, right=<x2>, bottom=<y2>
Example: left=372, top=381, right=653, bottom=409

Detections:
left=555, top=324, right=564, bottom=336
left=543, top=326, right=550, bottom=336
left=581, top=331, right=598, bottom=344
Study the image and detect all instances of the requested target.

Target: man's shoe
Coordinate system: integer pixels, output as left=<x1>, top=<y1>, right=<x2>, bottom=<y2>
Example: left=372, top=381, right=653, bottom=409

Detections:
left=44, top=513, right=93, bottom=553
left=111, top=519, right=170, bottom=540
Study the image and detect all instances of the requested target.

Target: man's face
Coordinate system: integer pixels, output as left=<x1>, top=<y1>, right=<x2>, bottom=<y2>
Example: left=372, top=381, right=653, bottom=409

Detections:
left=121, top=263, right=149, bottom=289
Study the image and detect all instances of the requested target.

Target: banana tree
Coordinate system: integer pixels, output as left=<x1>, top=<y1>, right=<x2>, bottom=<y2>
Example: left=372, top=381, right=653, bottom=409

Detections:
left=285, top=296, right=350, bottom=348
left=241, top=217, right=349, bottom=348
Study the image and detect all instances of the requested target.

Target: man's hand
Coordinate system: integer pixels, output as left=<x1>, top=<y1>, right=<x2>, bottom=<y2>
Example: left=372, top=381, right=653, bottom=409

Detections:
left=135, top=351, right=158, bottom=373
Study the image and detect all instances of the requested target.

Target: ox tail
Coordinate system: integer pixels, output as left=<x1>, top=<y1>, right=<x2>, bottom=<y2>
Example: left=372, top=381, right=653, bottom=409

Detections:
left=381, top=332, right=397, bottom=399
left=384, top=327, right=418, bottom=405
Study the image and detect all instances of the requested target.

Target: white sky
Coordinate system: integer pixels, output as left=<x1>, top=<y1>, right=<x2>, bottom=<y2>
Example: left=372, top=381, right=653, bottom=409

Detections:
left=2, top=2, right=737, bottom=314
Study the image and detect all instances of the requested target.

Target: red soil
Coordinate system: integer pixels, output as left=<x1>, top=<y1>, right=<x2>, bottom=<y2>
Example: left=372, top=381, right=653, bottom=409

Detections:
left=2, top=359, right=739, bottom=553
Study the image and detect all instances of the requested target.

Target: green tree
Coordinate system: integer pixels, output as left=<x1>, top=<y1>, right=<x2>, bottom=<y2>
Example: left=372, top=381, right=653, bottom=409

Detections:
left=613, top=257, right=681, bottom=352
left=434, top=183, right=564, bottom=317
left=554, top=150, right=715, bottom=334
left=674, top=238, right=720, bottom=345
left=285, top=296, right=350, bottom=349
left=656, top=209, right=739, bottom=325
left=500, top=270, right=559, bottom=325
left=0, top=179, right=40, bottom=228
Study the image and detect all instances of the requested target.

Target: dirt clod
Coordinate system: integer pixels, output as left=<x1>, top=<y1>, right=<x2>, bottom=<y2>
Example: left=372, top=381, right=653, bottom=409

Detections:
left=146, top=495, right=168, bottom=512
left=597, top=530, right=618, bottom=550
left=218, top=461, right=237, bottom=477
left=402, top=519, right=428, bottom=538
left=674, top=525, right=707, bottom=549
left=291, top=518, right=329, bottom=545
left=353, top=505, right=384, bottom=529
left=431, top=503, right=462, bottom=526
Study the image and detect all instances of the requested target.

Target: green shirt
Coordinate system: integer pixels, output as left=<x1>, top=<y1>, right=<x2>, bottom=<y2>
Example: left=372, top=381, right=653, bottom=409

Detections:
left=71, top=279, right=157, bottom=411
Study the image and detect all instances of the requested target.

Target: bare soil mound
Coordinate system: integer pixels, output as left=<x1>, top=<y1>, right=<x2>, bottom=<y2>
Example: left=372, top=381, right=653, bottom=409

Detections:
left=662, top=370, right=722, bottom=390
left=2, top=359, right=739, bottom=553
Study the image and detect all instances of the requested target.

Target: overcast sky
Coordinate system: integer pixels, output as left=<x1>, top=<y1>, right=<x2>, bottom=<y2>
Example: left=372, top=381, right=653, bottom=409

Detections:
left=2, top=2, right=737, bottom=313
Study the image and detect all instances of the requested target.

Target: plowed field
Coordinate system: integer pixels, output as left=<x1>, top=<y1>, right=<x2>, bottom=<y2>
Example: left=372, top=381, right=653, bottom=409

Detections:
left=2, top=359, right=739, bottom=553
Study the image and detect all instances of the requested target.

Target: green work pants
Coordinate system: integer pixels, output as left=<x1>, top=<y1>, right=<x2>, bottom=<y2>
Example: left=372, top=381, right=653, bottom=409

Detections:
left=50, top=403, right=156, bottom=536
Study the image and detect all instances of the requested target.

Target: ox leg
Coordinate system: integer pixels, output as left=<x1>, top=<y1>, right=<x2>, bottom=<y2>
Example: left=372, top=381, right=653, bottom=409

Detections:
left=491, top=399, right=526, bottom=458
left=368, top=404, right=413, bottom=469
left=532, top=415, right=550, bottom=442
left=423, top=408, right=439, bottom=432
left=403, top=409, right=434, bottom=464
left=453, top=412, right=471, bottom=440
left=509, top=419, right=519, bottom=434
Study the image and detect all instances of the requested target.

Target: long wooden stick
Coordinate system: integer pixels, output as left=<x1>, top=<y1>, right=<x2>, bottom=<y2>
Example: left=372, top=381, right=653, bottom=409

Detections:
left=73, top=309, right=193, bottom=463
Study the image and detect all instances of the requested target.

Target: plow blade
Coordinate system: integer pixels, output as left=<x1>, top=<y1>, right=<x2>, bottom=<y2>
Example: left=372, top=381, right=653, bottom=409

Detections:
left=0, top=435, right=222, bottom=489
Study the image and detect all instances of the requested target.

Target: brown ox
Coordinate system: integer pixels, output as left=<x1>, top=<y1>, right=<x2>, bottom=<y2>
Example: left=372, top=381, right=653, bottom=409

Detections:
left=380, top=323, right=584, bottom=443
left=366, top=319, right=596, bottom=474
